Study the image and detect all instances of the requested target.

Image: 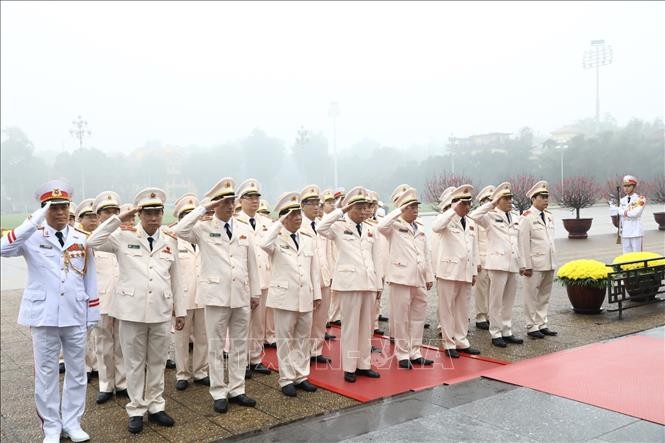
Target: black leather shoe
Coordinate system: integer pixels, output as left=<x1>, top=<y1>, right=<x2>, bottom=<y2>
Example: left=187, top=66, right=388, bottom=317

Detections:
left=194, top=376, right=210, bottom=386
left=213, top=398, right=228, bottom=413
left=528, top=331, right=546, bottom=339
left=165, top=359, right=176, bottom=369
left=356, top=369, right=380, bottom=378
left=476, top=321, right=490, bottom=330
left=90, top=370, right=99, bottom=378
left=344, top=371, right=356, bottom=383
left=175, top=379, right=189, bottom=391
left=229, top=394, right=256, bottom=407
left=223, top=351, right=228, bottom=359
left=311, top=355, right=331, bottom=364
left=148, top=411, right=174, bottom=427
left=189, top=342, right=194, bottom=352
left=96, top=391, right=113, bottom=404
left=244, top=367, right=252, bottom=379
left=295, top=380, right=317, bottom=392
left=263, top=342, right=277, bottom=349
left=457, top=347, right=481, bottom=355
left=540, top=328, right=558, bottom=336
left=59, top=362, right=66, bottom=374
left=374, top=329, right=385, bottom=336
left=87, top=372, right=92, bottom=383
left=324, top=332, right=336, bottom=340
left=115, top=388, right=129, bottom=398
left=249, top=363, right=271, bottom=375
left=491, top=338, right=507, bottom=348
left=326, top=322, right=331, bottom=328
left=390, top=337, right=395, bottom=343
left=281, top=383, right=297, bottom=397
left=424, top=323, right=431, bottom=329
left=502, top=335, right=524, bottom=344
left=445, top=349, right=460, bottom=358
left=378, top=315, right=389, bottom=322
left=411, top=357, right=434, bottom=365
left=332, top=320, right=341, bottom=326
left=398, top=359, right=413, bottom=369
left=128, top=416, right=143, bottom=434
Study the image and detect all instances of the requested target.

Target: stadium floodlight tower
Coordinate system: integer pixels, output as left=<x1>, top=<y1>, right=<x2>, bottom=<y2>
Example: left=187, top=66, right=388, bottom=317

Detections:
left=583, top=40, right=613, bottom=130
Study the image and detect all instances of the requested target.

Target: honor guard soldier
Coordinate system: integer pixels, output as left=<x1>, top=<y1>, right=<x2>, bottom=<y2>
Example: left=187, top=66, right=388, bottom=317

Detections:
left=260, top=192, right=322, bottom=396
left=610, top=175, right=647, bottom=253
left=377, top=187, right=434, bottom=368
left=1, top=180, right=99, bottom=443
left=473, top=185, right=494, bottom=331
left=173, top=177, right=260, bottom=414
left=91, top=191, right=128, bottom=404
left=322, top=188, right=343, bottom=327
left=236, top=178, right=274, bottom=376
left=75, top=199, right=99, bottom=382
left=432, top=185, right=481, bottom=358
left=299, top=185, right=335, bottom=364
left=469, top=182, right=524, bottom=348
left=172, top=194, right=210, bottom=390
left=319, top=186, right=383, bottom=383
left=87, top=188, right=186, bottom=434
left=519, top=181, right=558, bottom=339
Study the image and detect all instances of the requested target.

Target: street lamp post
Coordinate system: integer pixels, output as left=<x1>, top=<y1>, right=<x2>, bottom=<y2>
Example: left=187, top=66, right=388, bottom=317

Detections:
left=583, top=40, right=613, bottom=130
left=295, top=126, right=310, bottom=185
left=328, top=102, right=340, bottom=189
left=69, top=115, right=91, bottom=197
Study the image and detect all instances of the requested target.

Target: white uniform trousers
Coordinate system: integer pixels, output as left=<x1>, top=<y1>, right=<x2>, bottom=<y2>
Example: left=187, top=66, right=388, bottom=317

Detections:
left=95, top=314, right=127, bottom=393
left=206, top=305, right=250, bottom=400
left=175, top=308, right=208, bottom=381
left=249, top=288, right=269, bottom=365
left=328, top=290, right=342, bottom=323
left=118, top=320, right=170, bottom=417
left=265, top=305, right=276, bottom=345
left=32, top=325, right=87, bottom=437
left=390, top=283, right=427, bottom=360
left=436, top=279, right=472, bottom=350
left=310, top=286, right=331, bottom=357
left=622, top=236, right=643, bottom=253
left=85, top=327, right=97, bottom=373
left=274, top=309, right=312, bottom=387
left=523, top=270, right=554, bottom=333
left=474, top=268, right=490, bottom=322
left=339, top=291, right=375, bottom=373
left=487, top=270, right=518, bottom=339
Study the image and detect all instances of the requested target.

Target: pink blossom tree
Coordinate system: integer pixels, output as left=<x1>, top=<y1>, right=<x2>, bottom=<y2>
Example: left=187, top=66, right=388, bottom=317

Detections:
left=553, top=176, right=602, bottom=219
left=423, top=172, right=473, bottom=203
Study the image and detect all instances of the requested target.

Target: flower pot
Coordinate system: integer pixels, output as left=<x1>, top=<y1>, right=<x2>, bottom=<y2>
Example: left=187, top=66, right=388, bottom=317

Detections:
left=562, top=218, right=593, bottom=239
left=654, top=212, right=665, bottom=231
left=566, top=285, right=605, bottom=314
left=611, top=214, right=620, bottom=229
left=624, top=274, right=660, bottom=302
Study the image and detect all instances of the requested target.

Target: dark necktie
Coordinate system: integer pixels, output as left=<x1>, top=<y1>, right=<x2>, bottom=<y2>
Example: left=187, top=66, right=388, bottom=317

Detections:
left=147, top=236, right=154, bottom=251
left=191, top=243, right=196, bottom=252
left=540, top=212, right=546, bottom=225
left=627, top=196, right=631, bottom=204
left=55, top=231, right=65, bottom=247
left=460, top=216, right=466, bottom=230
left=249, top=217, right=256, bottom=230
left=506, top=212, right=512, bottom=224
left=356, top=224, right=362, bottom=236
left=224, top=223, right=232, bottom=240
left=311, top=220, right=317, bottom=234
left=290, top=233, right=299, bottom=250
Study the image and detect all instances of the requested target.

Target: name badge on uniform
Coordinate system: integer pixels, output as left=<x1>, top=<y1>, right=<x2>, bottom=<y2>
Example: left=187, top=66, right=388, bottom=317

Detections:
left=494, top=217, right=503, bottom=223
left=39, top=244, right=53, bottom=249
left=128, top=244, right=140, bottom=249
left=279, top=244, right=290, bottom=250
left=210, top=233, right=221, bottom=238
left=398, top=228, right=409, bottom=233
left=343, top=230, right=354, bottom=235
left=179, top=249, right=189, bottom=253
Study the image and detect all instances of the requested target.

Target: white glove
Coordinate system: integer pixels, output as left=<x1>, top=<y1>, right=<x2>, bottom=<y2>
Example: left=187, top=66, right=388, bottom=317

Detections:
left=29, top=201, right=51, bottom=228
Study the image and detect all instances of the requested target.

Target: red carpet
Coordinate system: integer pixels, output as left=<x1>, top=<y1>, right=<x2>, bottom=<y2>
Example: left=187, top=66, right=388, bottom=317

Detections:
left=261, top=327, right=507, bottom=403
left=481, top=335, right=665, bottom=425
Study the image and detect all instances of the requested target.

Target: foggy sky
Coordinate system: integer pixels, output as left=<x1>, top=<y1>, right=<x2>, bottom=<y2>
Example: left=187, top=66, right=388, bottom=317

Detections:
left=1, top=1, right=663, bottom=154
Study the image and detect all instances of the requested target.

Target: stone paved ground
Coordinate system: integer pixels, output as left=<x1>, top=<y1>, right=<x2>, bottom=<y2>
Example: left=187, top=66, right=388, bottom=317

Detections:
left=1, top=231, right=663, bottom=442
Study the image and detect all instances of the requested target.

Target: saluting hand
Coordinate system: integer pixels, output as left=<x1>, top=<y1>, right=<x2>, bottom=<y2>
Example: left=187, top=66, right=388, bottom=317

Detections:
left=174, top=316, right=186, bottom=331
left=119, top=206, right=139, bottom=223
left=203, top=198, right=225, bottom=212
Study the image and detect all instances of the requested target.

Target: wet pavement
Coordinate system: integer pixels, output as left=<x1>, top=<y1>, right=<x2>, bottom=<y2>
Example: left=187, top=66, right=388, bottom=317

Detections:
left=1, top=228, right=663, bottom=442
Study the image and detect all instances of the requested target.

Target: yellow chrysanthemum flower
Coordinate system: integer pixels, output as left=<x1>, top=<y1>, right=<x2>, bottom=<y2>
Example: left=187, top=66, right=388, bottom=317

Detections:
left=557, top=259, right=611, bottom=281
left=612, top=252, right=665, bottom=271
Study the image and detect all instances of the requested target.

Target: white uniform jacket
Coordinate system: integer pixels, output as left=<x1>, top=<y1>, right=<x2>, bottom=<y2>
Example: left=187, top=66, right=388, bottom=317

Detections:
left=1, top=211, right=99, bottom=327
left=317, top=208, right=382, bottom=292
left=431, top=208, right=478, bottom=283
left=176, top=238, right=203, bottom=310
left=468, top=202, right=520, bottom=273
left=236, top=211, right=272, bottom=290
left=300, top=214, right=332, bottom=288
left=377, top=208, right=433, bottom=288
left=95, top=250, right=119, bottom=315
left=261, top=221, right=322, bottom=312
left=610, top=194, right=646, bottom=238
left=87, top=215, right=186, bottom=322
left=173, top=206, right=261, bottom=308
left=518, top=206, right=556, bottom=271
